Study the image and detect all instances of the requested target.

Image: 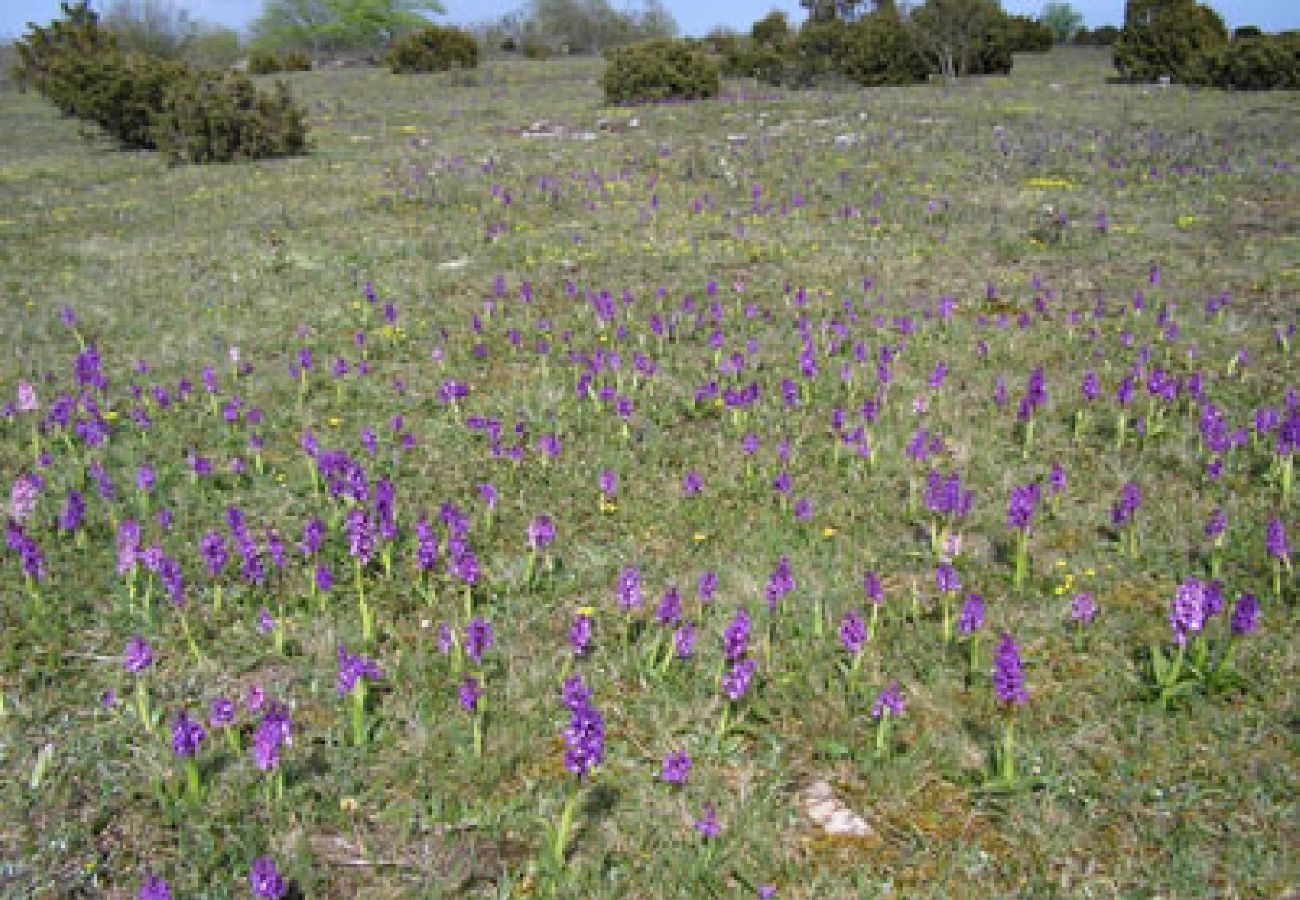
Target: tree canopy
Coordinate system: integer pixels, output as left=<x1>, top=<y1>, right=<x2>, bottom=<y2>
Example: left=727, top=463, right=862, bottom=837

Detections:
left=249, top=0, right=446, bottom=56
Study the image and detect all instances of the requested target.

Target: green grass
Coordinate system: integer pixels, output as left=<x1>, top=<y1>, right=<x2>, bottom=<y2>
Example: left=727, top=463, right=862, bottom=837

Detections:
left=0, top=48, right=1296, bottom=898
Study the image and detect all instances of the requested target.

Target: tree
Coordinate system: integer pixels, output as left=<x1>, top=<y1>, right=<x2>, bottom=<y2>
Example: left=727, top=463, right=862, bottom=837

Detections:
left=1114, top=0, right=1226, bottom=82
left=1040, top=2, right=1083, bottom=43
left=249, top=0, right=445, bottom=57
left=906, top=0, right=1004, bottom=78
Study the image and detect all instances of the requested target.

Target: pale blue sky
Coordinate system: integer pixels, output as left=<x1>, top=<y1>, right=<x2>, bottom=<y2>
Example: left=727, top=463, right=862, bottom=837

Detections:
left=2, top=0, right=1296, bottom=39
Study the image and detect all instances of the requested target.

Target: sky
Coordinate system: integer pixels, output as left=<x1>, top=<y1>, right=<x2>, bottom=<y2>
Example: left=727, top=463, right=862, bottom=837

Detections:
left=2, top=0, right=1297, bottom=40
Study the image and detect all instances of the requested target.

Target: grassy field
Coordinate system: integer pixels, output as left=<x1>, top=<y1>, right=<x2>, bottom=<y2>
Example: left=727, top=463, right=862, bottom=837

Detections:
left=0, top=47, right=1296, bottom=898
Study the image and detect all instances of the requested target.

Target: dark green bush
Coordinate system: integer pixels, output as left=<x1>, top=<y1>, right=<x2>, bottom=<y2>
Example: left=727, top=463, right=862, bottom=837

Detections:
left=751, top=11, right=791, bottom=47
left=835, top=16, right=929, bottom=86
left=1073, top=25, right=1121, bottom=45
left=247, top=50, right=282, bottom=74
left=15, top=1, right=308, bottom=163
left=1003, top=15, right=1055, bottom=53
left=281, top=50, right=312, bottom=71
left=152, top=71, right=309, bottom=162
left=1114, top=0, right=1227, bottom=82
left=601, top=39, right=720, bottom=104
left=720, top=38, right=788, bottom=82
left=1189, top=31, right=1300, bottom=90
left=386, top=24, right=478, bottom=74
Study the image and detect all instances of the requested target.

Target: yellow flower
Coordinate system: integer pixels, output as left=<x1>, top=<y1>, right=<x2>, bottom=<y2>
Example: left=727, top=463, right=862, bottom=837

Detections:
left=693, top=532, right=708, bottom=542
left=328, top=417, right=341, bottom=427
left=822, top=526, right=837, bottom=538
left=340, top=797, right=359, bottom=812
left=577, top=605, right=595, bottom=616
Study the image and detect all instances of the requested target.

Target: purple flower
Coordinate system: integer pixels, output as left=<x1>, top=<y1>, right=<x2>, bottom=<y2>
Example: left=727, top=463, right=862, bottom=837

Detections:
left=764, top=556, right=795, bottom=611
left=465, top=617, right=494, bottom=663
left=871, top=680, right=906, bottom=719
left=570, top=613, right=592, bottom=656
left=9, top=474, right=40, bottom=521
left=124, top=635, right=154, bottom=673
left=1007, top=483, right=1040, bottom=531
left=957, top=593, right=984, bottom=634
left=1168, top=577, right=1207, bottom=646
left=722, top=657, right=758, bottom=701
left=1070, top=593, right=1096, bottom=624
left=695, top=802, right=721, bottom=839
left=459, top=676, right=483, bottom=713
left=935, top=562, right=960, bottom=594
left=697, top=569, right=718, bottom=603
left=436, top=622, right=453, bottom=655
left=257, top=608, right=275, bottom=634
left=248, top=856, right=287, bottom=899
left=209, top=697, right=235, bottom=728
left=315, top=563, right=334, bottom=593
left=562, top=697, right=604, bottom=778
left=58, top=489, right=85, bottom=532
left=992, top=632, right=1028, bottom=706
left=617, top=566, right=642, bottom=610
left=656, top=586, right=682, bottom=625
left=598, top=469, right=618, bottom=496
left=863, top=570, right=883, bottom=605
left=1111, top=481, right=1142, bottom=526
left=345, top=507, right=374, bottom=565
left=1205, top=508, right=1227, bottom=540
left=1081, top=371, right=1099, bottom=402
left=722, top=607, right=751, bottom=660
left=170, top=710, right=206, bottom=758
left=527, top=515, right=556, bottom=551
left=658, top=749, right=692, bottom=790
left=682, top=471, right=703, bottom=495
left=561, top=673, right=591, bottom=711
left=137, top=875, right=171, bottom=900
left=1265, top=518, right=1290, bottom=563
left=839, top=609, right=868, bottom=655
left=336, top=643, right=383, bottom=695
left=1230, top=593, right=1258, bottom=635
left=674, top=622, right=697, bottom=658
left=478, top=482, right=497, bottom=510
left=253, top=702, right=291, bottom=771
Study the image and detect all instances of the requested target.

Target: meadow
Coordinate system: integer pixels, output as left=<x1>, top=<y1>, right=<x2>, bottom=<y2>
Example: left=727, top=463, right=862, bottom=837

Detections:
left=0, top=46, right=1296, bottom=897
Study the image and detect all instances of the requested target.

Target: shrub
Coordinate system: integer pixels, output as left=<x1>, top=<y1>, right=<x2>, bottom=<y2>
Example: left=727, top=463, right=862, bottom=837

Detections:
left=1073, top=25, right=1120, bottom=45
left=386, top=24, right=479, bottom=73
left=247, top=50, right=282, bottom=74
left=1189, top=31, right=1300, bottom=90
left=281, top=50, right=311, bottom=71
left=1114, top=0, right=1227, bottom=82
left=601, top=39, right=720, bottom=104
left=15, top=1, right=308, bottom=163
left=835, top=16, right=929, bottom=86
left=751, top=11, right=791, bottom=47
left=152, top=70, right=309, bottom=162
left=1003, top=15, right=1055, bottom=53
left=1232, top=25, right=1262, bottom=40
left=720, top=38, right=788, bottom=82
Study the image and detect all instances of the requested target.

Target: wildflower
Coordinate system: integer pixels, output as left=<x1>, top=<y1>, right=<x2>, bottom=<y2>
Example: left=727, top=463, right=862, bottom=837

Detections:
left=458, top=676, right=483, bottom=713
left=336, top=643, right=383, bottom=696
left=661, top=748, right=691, bottom=784
left=170, top=710, right=206, bottom=758
left=561, top=673, right=590, bottom=711
left=935, top=562, right=960, bottom=594
left=764, top=556, right=795, bottom=611
left=1230, top=593, right=1258, bottom=635
left=598, top=469, right=618, bottom=496
left=617, top=566, right=642, bottom=610
left=673, top=623, right=697, bottom=658
left=871, top=681, right=906, bottom=719
left=124, top=635, right=154, bottom=673
left=1168, top=577, right=1206, bottom=646
left=957, top=593, right=984, bottom=634
left=1111, top=481, right=1142, bottom=525
left=722, top=657, right=758, bottom=701
left=137, top=875, right=170, bottom=900
left=1205, top=508, right=1227, bottom=540
left=253, top=702, right=291, bottom=771
left=656, top=586, right=682, bottom=625
left=1007, top=483, right=1040, bottom=531
left=838, top=610, right=868, bottom=655
left=1266, top=517, right=1291, bottom=564
left=570, top=613, right=592, bottom=656
left=562, top=698, right=604, bottom=778
left=527, top=515, right=556, bottom=551
left=465, top=617, right=494, bottom=663
left=683, top=471, right=703, bottom=495
left=695, top=802, right=721, bottom=839
left=722, top=607, right=751, bottom=660
left=1070, top=593, right=1096, bottom=624
left=209, top=697, right=235, bottom=728
left=992, top=632, right=1028, bottom=705
left=697, top=569, right=717, bottom=603
left=248, top=857, right=287, bottom=899
left=9, top=474, right=40, bottom=522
